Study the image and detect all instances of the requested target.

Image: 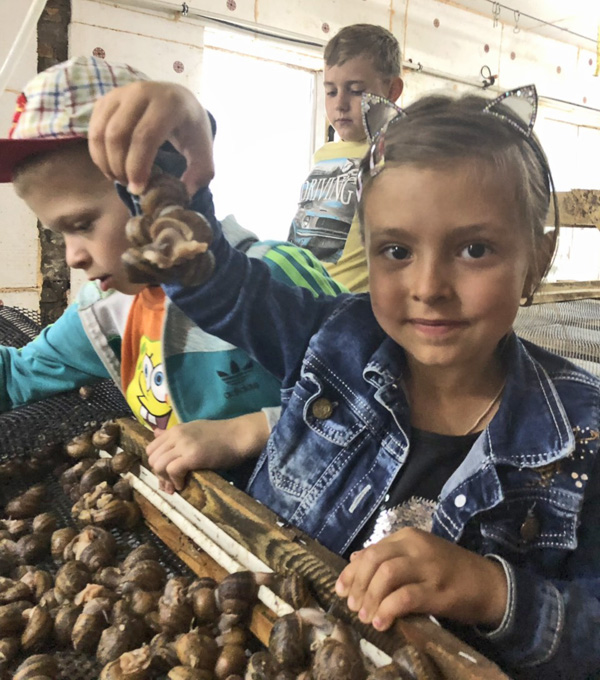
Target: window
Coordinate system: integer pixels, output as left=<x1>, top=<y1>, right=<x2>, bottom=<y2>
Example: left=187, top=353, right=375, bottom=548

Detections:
left=202, top=29, right=323, bottom=241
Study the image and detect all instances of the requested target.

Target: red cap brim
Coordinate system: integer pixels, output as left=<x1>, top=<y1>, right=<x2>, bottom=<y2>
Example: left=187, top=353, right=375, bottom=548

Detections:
left=0, top=136, right=84, bottom=183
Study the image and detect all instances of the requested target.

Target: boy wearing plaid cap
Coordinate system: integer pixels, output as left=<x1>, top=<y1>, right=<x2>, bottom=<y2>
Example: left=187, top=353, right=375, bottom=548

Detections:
left=0, top=56, right=346, bottom=492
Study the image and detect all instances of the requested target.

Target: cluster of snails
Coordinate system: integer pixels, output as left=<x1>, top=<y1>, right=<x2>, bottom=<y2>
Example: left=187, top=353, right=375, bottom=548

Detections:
left=123, top=172, right=215, bottom=287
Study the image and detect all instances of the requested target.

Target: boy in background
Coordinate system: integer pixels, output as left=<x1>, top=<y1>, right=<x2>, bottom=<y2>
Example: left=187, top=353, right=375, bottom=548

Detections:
left=287, top=24, right=403, bottom=292
left=0, top=56, right=345, bottom=493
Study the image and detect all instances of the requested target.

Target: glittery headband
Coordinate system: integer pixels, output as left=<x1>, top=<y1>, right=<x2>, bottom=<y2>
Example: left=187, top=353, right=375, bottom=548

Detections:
left=357, top=85, right=558, bottom=230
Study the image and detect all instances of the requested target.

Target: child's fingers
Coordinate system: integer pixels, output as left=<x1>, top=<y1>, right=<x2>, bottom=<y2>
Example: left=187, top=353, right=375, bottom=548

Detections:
left=164, top=457, right=191, bottom=491
left=357, top=556, right=417, bottom=624
left=147, top=446, right=179, bottom=476
left=88, top=95, right=122, bottom=182
left=157, top=475, right=175, bottom=495
left=371, top=584, right=426, bottom=631
left=342, top=542, right=410, bottom=612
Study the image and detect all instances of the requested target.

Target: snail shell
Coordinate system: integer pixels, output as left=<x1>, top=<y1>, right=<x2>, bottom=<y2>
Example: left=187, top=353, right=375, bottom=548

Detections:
left=121, top=560, right=166, bottom=592
left=175, top=629, right=219, bottom=670
left=121, top=543, right=159, bottom=571
left=95, top=566, right=123, bottom=591
left=149, top=632, right=179, bottom=671
left=215, top=643, right=248, bottom=680
left=65, top=431, right=96, bottom=460
left=140, top=173, right=189, bottom=217
left=190, top=582, right=219, bottom=625
left=312, top=638, right=366, bottom=680
left=92, top=421, right=121, bottom=452
left=96, top=622, right=138, bottom=666
left=60, top=460, right=95, bottom=488
left=5, top=519, right=30, bottom=538
left=54, top=602, right=81, bottom=646
left=71, top=597, right=112, bottom=652
left=5, top=485, right=45, bottom=519
left=128, top=588, right=160, bottom=616
left=13, top=654, right=58, bottom=680
left=245, top=651, right=277, bottom=680
left=16, top=533, right=51, bottom=563
left=21, top=604, right=53, bottom=652
left=269, top=613, right=310, bottom=672
left=216, top=572, right=258, bottom=617
left=112, top=478, right=133, bottom=501
left=20, top=570, right=53, bottom=602
left=0, top=600, right=30, bottom=634
left=0, top=579, right=32, bottom=605
left=0, top=635, right=19, bottom=663
left=110, top=451, right=139, bottom=475
left=79, top=460, right=118, bottom=495
left=54, top=560, right=91, bottom=602
left=366, top=662, right=416, bottom=680
left=32, top=513, right=58, bottom=535
left=38, top=587, right=58, bottom=610
left=119, top=646, right=153, bottom=679
left=51, top=527, right=78, bottom=563
left=158, top=576, right=193, bottom=634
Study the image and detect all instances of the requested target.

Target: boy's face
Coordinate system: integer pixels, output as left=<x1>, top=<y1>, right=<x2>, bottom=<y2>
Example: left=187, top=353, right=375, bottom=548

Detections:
left=324, top=55, right=393, bottom=143
left=16, top=144, right=145, bottom=296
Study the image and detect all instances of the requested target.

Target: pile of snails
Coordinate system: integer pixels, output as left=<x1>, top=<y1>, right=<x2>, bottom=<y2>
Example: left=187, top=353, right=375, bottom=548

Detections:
left=123, top=172, right=215, bottom=287
left=0, top=421, right=394, bottom=680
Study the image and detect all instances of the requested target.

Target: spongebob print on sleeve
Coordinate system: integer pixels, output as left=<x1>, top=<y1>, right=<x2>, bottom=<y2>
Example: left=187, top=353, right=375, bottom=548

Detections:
left=126, top=336, right=178, bottom=430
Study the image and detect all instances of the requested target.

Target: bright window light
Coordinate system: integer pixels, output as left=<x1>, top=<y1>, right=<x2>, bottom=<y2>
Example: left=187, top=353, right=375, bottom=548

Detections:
left=202, top=30, right=322, bottom=241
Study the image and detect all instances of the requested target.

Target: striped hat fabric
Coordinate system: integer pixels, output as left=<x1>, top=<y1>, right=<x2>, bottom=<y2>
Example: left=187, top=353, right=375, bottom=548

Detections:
left=0, top=55, right=149, bottom=183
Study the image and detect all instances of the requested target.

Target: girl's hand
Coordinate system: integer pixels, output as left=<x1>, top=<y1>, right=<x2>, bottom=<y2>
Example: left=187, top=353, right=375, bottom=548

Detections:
left=88, top=81, right=214, bottom=196
left=146, top=411, right=270, bottom=494
left=335, top=528, right=507, bottom=630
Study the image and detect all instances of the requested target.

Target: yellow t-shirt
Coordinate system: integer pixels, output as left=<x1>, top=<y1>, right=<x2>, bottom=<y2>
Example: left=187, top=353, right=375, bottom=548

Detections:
left=122, top=286, right=179, bottom=431
left=313, top=140, right=369, bottom=293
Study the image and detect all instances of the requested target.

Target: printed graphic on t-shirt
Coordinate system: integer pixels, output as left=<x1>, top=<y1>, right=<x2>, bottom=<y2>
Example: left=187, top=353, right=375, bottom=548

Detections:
left=362, top=497, right=436, bottom=548
left=125, top=336, right=177, bottom=430
left=288, top=157, right=360, bottom=262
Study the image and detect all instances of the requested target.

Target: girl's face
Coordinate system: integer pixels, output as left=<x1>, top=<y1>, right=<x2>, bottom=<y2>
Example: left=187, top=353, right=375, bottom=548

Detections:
left=364, top=162, right=533, bottom=375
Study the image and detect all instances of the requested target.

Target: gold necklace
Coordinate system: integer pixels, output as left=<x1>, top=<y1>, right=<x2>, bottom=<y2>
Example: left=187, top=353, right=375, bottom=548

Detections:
left=463, top=382, right=505, bottom=435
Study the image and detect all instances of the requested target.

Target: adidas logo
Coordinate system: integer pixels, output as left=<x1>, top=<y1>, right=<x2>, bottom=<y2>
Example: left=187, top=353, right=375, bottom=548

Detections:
left=217, top=359, right=254, bottom=386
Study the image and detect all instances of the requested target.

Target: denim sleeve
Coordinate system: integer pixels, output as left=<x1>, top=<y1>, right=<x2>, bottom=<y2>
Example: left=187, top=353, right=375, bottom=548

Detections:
left=479, top=456, right=600, bottom=679
left=0, top=303, right=110, bottom=412
left=164, top=191, right=344, bottom=385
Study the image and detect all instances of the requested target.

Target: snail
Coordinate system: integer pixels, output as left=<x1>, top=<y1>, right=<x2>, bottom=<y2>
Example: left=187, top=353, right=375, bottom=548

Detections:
left=215, top=571, right=259, bottom=625
left=0, top=635, right=19, bottom=663
left=5, top=485, right=45, bottom=519
left=215, top=643, right=248, bottom=680
left=71, top=596, right=113, bottom=652
left=366, top=662, right=416, bottom=680
left=149, top=632, right=179, bottom=671
left=122, top=173, right=214, bottom=287
left=175, top=629, right=219, bottom=670
left=121, top=543, right=159, bottom=571
left=245, top=651, right=277, bottom=680
left=95, top=566, right=124, bottom=591
left=0, top=579, right=32, bottom=605
left=96, top=622, right=140, bottom=666
left=168, top=668, right=214, bottom=680
left=92, top=420, right=121, bottom=453
left=158, top=576, right=193, bottom=634
left=54, top=560, right=91, bottom=602
left=5, top=519, right=30, bottom=539
left=19, top=570, right=53, bottom=602
left=13, top=654, right=58, bottom=680
left=312, top=638, right=367, bottom=680
left=16, top=532, right=51, bottom=563
left=127, top=587, right=161, bottom=616
left=0, top=600, right=30, bottom=635
left=21, top=603, right=53, bottom=652
left=100, top=645, right=153, bottom=680
left=79, top=459, right=118, bottom=495
left=50, top=527, right=78, bottom=563
left=65, top=431, right=96, bottom=460
left=189, top=578, right=219, bottom=625
left=268, top=613, right=310, bottom=673
left=110, top=451, right=139, bottom=475
left=31, top=512, right=58, bottom=534
left=112, top=478, right=133, bottom=501
left=53, top=602, right=81, bottom=646
left=120, top=559, right=166, bottom=592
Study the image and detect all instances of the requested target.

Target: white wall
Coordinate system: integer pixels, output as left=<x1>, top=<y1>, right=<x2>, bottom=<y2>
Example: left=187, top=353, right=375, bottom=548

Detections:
left=1, top=0, right=599, bottom=309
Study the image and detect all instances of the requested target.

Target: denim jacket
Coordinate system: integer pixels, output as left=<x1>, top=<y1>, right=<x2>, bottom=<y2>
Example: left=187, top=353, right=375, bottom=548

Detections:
left=164, top=192, right=600, bottom=679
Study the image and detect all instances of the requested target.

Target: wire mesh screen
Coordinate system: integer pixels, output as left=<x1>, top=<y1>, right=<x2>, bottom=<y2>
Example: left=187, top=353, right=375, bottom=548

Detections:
left=515, top=299, right=600, bottom=377
left=0, top=305, right=133, bottom=460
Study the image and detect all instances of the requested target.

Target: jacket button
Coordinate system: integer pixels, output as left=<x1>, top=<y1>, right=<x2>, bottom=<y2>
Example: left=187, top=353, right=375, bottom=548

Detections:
left=312, top=397, right=334, bottom=419
left=454, top=494, right=467, bottom=508
left=520, top=511, right=541, bottom=542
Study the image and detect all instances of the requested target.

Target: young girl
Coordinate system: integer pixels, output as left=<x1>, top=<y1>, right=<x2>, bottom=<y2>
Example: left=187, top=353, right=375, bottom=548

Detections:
left=93, top=84, right=600, bottom=678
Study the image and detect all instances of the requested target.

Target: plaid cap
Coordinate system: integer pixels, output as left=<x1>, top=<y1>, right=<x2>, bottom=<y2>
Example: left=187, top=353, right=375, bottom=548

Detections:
left=0, top=55, right=149, bottom=183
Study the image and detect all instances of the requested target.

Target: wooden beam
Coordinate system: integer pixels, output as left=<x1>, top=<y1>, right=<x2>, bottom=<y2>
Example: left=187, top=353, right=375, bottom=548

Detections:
left=549, top=190, right=600, bottom=229
left=532, top=280, right=600, bottom=303
left=118, top=418, right=509, bottom=680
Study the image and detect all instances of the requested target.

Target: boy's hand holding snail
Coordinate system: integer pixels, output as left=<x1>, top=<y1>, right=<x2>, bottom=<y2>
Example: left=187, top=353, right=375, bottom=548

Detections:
left=122, top=173, right=214, bottom=287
